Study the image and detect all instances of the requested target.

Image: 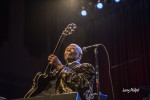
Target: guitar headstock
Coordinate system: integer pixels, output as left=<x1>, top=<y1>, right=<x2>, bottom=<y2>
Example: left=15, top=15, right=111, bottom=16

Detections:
left=62, top=23, right=77, bottom=35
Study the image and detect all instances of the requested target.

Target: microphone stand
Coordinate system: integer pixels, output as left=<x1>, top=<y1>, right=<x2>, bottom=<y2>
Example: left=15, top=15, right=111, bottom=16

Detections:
left=94, top=47, right=100, bottom=100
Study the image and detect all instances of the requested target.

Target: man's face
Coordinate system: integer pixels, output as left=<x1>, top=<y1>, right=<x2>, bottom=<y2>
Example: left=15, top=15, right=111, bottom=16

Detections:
left=64, top=45, right=80, bottom=62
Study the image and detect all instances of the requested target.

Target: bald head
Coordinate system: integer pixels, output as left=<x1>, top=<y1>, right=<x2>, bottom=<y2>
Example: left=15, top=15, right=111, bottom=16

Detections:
left=69, top=43, right=83, bottom=55
left=64, top=44, right=83, bottom=63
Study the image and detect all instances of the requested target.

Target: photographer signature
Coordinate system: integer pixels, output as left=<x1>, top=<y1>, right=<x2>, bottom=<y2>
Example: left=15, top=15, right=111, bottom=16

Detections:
left=122, top=88, right=139, bottom=93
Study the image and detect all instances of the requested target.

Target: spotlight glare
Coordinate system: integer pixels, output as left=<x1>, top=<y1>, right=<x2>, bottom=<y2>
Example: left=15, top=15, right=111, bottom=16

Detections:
left=114, top=0, right=120, bottom=3
left=81, top=10, right=87, bottom=16
left=97, top=2, right=103, bottom=9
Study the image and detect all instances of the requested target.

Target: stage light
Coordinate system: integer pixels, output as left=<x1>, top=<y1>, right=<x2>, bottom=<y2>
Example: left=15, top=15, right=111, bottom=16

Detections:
left=114, top=0, right=120, bottom=3
left=96, top=0, right=103, bottom=10
left=96, top=2, right=103, bottom=9
left=81, top=9, right=87, bottom=16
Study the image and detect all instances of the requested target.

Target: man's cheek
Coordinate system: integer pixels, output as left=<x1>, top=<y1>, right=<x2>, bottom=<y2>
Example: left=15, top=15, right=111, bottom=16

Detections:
left=65, top=54, right=72, bottom=59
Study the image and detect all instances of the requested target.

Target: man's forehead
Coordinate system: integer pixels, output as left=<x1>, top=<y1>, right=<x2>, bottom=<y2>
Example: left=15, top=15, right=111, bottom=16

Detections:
left=66, top=44, right=83, bottom=54
left=67, top=44, right=76, bottom=48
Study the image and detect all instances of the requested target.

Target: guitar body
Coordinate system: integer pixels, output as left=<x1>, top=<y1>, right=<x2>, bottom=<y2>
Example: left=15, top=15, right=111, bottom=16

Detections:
left=24, top=72, right=51, bottom=98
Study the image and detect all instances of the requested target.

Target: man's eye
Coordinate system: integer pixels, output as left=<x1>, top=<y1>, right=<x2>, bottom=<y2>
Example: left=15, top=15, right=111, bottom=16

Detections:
left=71, top=49, right=75, bottom=51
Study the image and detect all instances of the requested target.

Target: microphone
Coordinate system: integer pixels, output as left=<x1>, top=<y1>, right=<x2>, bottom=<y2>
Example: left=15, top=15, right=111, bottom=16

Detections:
left=82, top=44, right=101, bottom=51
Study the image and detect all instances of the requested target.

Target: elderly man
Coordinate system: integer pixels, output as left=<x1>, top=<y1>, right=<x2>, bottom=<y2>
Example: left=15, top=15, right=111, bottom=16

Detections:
left=27, top=44, right=95, bottom=100
left=44, top=43, right=95, bottom=100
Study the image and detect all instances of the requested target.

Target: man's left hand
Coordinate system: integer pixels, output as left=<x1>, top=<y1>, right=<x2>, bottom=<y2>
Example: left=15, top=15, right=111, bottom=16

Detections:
left=48, top=54, right=64, bottom=70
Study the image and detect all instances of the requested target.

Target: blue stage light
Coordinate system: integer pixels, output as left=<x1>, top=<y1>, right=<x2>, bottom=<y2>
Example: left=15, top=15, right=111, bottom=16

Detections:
left=114, top=0, right=120, bottom=3
left=97, top=2, right=103, bottom=9
left=81, top=9, right=87, bottom=16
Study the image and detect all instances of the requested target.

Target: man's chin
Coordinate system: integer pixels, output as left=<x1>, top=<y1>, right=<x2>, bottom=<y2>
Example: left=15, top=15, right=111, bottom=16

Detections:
left=65, top=57, right=76, bottom=62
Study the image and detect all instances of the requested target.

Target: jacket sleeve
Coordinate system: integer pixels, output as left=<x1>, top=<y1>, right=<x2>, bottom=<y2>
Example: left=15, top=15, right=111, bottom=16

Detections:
left=48, top=66, right=65, bottom=80
left=60, top=63, right=95, bottom=91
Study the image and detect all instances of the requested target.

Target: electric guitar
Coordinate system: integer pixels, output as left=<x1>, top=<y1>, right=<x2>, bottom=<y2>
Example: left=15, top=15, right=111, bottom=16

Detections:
left=24, top=23, right=77, bottom=98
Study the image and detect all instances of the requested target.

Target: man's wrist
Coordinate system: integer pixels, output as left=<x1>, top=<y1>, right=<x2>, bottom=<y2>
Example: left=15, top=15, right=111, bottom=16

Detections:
left=57, top=65, right=64, bottom=70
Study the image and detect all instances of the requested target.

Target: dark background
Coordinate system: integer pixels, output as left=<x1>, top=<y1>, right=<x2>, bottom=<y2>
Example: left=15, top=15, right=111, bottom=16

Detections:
left=0, top=0, right=150, bottom=100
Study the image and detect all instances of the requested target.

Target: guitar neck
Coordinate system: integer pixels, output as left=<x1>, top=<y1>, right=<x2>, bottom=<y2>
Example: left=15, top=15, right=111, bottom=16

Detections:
left=43, top=23, right=77, bottom=76
left=43, top=34, right=66, bottom=76
left=52, top=34, right=66, bottom=55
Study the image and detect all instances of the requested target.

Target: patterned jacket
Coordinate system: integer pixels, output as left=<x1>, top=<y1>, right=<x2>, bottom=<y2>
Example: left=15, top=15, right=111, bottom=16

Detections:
left=47, top=61, right=95, bottom=100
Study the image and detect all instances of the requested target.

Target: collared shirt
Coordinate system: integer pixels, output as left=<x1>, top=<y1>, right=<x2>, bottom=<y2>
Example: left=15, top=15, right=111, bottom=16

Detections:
left=67, top=61, right=80, bottom=68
